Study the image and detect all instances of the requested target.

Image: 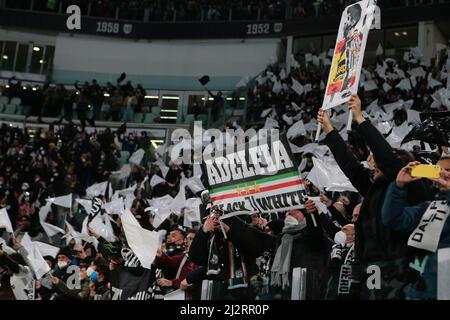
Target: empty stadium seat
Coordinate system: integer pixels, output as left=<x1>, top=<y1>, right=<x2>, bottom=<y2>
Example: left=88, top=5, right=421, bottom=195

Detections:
left=233, top=109, right=245, bottom=116
left=197, top=114, right=209, bottom=123
left=10, top=97, right=21, bottom=106
left=184, top=114, right=195, bottom=124
left=134, top=113, right=144, bottom=123
left=0, top=96, right=9, bottom=105
left=151, top=107, right=161, bottom=116
left=100, top=104, right=111, bottom=120
left=3, top=104, right=17, bottom=114
left=143, top=113, right=156, bottom=123
left=118, top=151, right=130, bottom=164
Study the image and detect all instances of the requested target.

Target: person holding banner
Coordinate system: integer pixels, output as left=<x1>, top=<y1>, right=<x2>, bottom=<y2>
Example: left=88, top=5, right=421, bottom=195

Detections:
left=318, top=94, right=431, bottom=299
left=381, top=158, right=450, bottom=299
left=189, top=208, right=271, bottom=300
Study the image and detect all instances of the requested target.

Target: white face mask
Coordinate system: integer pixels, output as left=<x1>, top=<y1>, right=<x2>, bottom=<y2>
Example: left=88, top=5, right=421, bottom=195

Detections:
left=86, top=267, right=95, bottom=277
left=334, top=231, right=347, bottom=246
left=57, top=261, right=68, bottom=269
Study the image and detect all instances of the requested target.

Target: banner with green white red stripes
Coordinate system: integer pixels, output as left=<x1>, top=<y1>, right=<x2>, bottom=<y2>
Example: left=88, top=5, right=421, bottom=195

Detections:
left=203, top=134, right=306, bottom=213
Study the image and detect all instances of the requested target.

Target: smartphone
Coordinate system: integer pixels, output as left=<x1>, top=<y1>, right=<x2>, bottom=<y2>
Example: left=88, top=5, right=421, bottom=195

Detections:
left=411, top=164, right=441, bottom=179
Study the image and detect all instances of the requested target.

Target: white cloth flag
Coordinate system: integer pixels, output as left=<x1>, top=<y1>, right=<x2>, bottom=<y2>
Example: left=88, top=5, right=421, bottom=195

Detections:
left=184, top=198, right=202, bottom=226
left=104, top=198, right=125, bottom=215
left=263, top=117, right=279, bottom=129
left=21, top=233, right=51, bottom=280
left=150, top=174, right=166, bottom=188
left=291, top=79, right=304, bottom=96
left=184, top=177, right=205, bottom=194
left=0, top=208, right=13, bottom=233
left=322, top=0, right=376, bottom=110
left=37, top=202, right=65, bottom=237
left=408, top=67, right=426, bottom=79
left=287, top=120, right=307, bottom=140
left=41, top=222, right=65, bottom=237
left=363, top=80, right=378, bottom=91
left=282, top=114, right=294, bottom=126
left=154, top=160, right=169, bottom=178
left=148, top=195, right=175, bottom=228
left=272, top=80, right=282, bottom=94
left=86, top=181, right=108, bottom=198
left=306, top=196, right=328, bottom=214
left=48, top=194, right=72, bottom=208
left=129, top=149, right=145, bottom=166
left=33, top=241, right=60, bottom=258
left=260, top=108, right=273, bottom=118
left=121, top=209, right=159, bottom=269
left=396, top=79, right=413, bottom=91
left=307, top=157, right=357, bottom=192
left=76, top=199, right=92, bottom=215
left=383, top=82, right=392, bottom=92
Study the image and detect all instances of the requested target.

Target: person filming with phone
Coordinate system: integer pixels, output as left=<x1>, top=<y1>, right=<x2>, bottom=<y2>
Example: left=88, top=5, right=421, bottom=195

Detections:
left=382, top=157, right=450, bottom=299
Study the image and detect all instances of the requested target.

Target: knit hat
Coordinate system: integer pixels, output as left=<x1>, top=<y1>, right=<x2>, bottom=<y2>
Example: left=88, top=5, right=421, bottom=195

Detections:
left=43, top=255, right=56, bottom=268
left=57, top=247, right=72, bottom=260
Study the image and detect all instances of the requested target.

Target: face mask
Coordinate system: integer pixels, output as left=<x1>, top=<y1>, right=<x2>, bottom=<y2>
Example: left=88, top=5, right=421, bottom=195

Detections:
left=90, top=271, right=98, bottom=282
left=57, top=261, right=68, bottom=269
left=86, top=267, right=95, bottom=277
left=334, top=231, right=347, bottom=246
left=22, top=186, right=28, bottom=191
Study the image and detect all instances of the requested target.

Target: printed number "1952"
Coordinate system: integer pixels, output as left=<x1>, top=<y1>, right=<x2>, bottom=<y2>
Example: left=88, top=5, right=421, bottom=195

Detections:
left=96, top=22, right=120, bottom=34
left=246, top=23, right=270, bottom=35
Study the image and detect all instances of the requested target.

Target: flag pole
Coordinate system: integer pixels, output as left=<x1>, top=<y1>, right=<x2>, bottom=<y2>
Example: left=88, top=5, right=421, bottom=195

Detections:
left=347, top=112, right=353, bottom=131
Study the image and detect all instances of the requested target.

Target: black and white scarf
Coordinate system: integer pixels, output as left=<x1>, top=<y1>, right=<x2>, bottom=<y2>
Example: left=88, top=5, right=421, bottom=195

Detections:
left=408, top=200, right=450, bottom=253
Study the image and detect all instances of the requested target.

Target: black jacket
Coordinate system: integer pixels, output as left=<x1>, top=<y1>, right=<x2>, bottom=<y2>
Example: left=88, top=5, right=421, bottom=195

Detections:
left=189, top=213, right=330, bottom=299
left=324, top=121, right=430, bottom=264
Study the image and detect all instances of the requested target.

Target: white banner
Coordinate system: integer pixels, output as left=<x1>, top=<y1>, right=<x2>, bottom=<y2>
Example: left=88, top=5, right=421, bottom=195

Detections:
left=323, top=0, right=377, bottom=110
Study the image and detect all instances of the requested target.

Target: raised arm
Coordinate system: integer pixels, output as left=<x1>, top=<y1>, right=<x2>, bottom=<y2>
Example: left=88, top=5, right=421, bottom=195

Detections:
left=381, top=162, right=430, bottom=233
left=225, top=216, right=277, bottom=258
left=349, top=95, right=404, bottom=182
left=318, top=109, right=373, bottom=195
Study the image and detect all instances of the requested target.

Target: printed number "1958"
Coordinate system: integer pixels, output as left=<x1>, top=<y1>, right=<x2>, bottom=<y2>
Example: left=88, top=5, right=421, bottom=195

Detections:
left=96, top=22, right=120, bottom=34
left=246, top=23, right=270, bottom=35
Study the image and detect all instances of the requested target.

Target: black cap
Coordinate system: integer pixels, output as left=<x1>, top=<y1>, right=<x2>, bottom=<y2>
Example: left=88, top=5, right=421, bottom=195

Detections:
left=58, top=247, right=72, bottom=260
left=198, top=75, right=210, bottom=86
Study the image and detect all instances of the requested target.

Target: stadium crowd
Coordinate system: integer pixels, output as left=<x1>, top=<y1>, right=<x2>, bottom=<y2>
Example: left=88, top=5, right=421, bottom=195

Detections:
left=1, top=38, right=450, bottom=300
left=4, top=0, right=450, bottom=21
left=3, top=75, right=147, bottom=127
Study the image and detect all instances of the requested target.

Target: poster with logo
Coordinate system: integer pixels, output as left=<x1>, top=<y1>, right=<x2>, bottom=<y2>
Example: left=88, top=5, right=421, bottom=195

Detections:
left=202, top=133, right=306, bottom=214
left=323, top=0, right=377, bottom=110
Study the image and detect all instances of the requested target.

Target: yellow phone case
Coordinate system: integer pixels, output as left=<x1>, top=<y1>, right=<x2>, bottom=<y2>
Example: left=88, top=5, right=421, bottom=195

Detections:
left=411, top=165, right=441, bottom=179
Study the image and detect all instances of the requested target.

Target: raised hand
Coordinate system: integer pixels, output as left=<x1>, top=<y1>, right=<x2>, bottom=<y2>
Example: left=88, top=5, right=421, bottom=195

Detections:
left=396, top=161, right=421, bottom=188
left=202, top=215, right=219, bottom=233
left=317, top=109, right=334, bottom=134
left=305, top=199, right=318, bottom=214
left=348, top=94, right=365, bottom=125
